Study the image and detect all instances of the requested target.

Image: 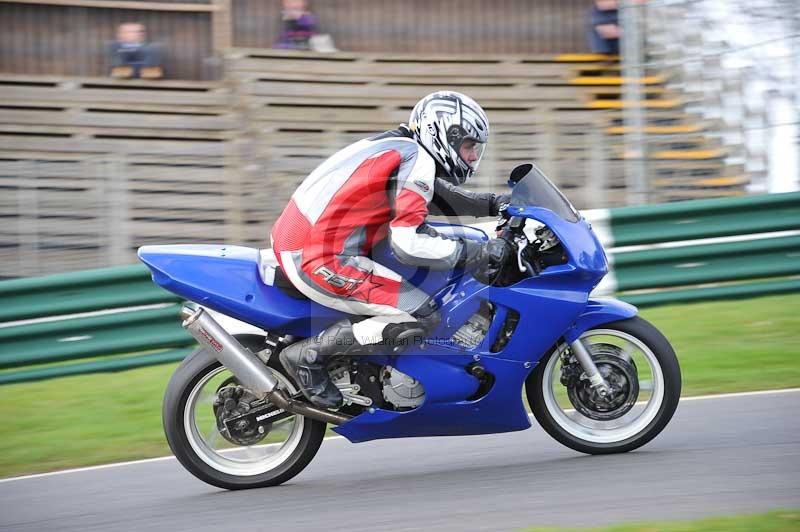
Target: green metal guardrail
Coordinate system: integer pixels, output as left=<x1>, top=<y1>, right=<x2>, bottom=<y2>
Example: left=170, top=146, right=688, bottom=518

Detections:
left=0, top=264, right=181, bottom=322
left=607, top=191, right=800, bottom=246
left=0, top=266, right=193, bottom=385
left=615, top=236, right=800, bottom=291
left=0, top=348, right=194, bottom=385
left=610, top=191, right=800, bottom=307
left=1, top=192, right=799, bottom=384
left=620, top=278, right=800, bottom=307
left=0, top=305, right=190, bottom=369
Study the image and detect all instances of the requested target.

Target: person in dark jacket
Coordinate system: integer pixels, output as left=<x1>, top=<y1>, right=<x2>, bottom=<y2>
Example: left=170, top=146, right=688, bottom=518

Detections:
left=589, top=0, right=620, bottom=55
left=109, top=22, right=163, bottom=79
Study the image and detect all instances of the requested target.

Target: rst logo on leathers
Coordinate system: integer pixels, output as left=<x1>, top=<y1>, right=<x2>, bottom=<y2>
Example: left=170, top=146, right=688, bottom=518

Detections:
left=314, top=266, right=364, bottom=291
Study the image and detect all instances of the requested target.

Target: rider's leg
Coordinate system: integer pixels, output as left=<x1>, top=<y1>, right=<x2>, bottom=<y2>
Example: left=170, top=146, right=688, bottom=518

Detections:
left=277, top=251, right=440, bottom=408
left=278, top=319, right=370, bottom=409
left=352, top=298, right=441, bottom=350
left=279, top=301, right=440, bottom=408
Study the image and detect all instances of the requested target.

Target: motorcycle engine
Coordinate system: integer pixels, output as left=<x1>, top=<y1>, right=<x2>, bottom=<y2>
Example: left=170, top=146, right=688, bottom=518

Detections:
left=381, top=365, right=425, bottom=409
left=452, top=302, right=494, bottom=349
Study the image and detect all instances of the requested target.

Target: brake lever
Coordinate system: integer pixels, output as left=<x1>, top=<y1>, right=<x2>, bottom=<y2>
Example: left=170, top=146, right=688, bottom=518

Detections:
left=516, top=239, right=527, bottom=272
left=511, top=232, right=539, bottom=275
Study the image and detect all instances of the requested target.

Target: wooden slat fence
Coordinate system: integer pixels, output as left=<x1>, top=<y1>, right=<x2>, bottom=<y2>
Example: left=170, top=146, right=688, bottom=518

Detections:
left=0, top=1, right=215, bottom=80
left=0, top=0, right=595, bottom=81
left=0, top=47, right=743, bottom=279
left=232, top=0, right=592, bottom=54
left=0, top=74, right=237, bottom=277
left=227, top=49, right=626, bottom=234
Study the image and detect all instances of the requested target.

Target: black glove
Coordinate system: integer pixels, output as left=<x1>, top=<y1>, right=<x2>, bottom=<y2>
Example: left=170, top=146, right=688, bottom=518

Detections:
left=457, top=238, right=487, bottom=270
left=490, top=193, right=512, bottom=217
left=475, top=238, right=515, bottom=285
left=458, top=238, right=515, bottom=285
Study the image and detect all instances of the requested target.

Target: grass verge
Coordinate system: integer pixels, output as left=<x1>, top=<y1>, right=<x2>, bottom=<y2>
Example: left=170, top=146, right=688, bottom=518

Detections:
left=524, top=509, right=800, bottom=531
left=1, top=294, right=798, bottom=478
left=642, top=293, right=800, bottom=395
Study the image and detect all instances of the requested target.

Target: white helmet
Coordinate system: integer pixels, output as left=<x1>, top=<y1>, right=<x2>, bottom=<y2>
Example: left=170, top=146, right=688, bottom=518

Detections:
left=409, top=91, right=490, bottom=185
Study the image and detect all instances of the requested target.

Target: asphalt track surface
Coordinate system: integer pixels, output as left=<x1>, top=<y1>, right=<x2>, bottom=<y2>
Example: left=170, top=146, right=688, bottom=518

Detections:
left=1, top=390, right=798, bottom=532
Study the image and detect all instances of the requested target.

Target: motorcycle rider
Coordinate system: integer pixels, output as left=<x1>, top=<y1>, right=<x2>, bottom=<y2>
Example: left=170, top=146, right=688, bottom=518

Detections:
left=272, top=91, right=512, bottom=409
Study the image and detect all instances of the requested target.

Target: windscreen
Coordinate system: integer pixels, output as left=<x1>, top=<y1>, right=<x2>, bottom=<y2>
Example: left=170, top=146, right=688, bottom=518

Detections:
left=508, top=163, right=580, bottom=222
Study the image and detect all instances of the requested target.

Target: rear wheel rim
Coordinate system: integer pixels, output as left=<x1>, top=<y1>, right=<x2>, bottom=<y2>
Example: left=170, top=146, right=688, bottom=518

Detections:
left=541, top=329, right=665, bottom=444
left=184, top=366, right=305, bottom=476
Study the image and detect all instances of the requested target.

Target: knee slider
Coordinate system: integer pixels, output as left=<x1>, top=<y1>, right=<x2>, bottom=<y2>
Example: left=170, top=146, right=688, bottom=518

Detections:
left=382, top=323, right=426, bottom=352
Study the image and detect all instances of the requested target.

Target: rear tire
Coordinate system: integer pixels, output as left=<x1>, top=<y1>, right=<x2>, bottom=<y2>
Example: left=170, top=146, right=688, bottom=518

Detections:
left=527, top=317, right=681, bottom=454
left=163, top=336, right=327, bottom=489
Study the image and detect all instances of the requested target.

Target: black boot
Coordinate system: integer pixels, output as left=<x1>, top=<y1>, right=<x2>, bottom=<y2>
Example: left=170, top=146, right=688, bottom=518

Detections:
left=279, top=320, right=368, bottom=409
left=280, top=315, right=436, bottom=408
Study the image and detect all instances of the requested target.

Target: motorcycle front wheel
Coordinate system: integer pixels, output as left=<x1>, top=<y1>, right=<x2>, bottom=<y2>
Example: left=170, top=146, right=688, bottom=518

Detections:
left=527, top=316, right=681, bottom=454
left=162, top=335, right=327, bottom=489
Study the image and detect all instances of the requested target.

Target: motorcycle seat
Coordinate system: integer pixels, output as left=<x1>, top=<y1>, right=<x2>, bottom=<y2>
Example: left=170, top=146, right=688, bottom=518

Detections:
left=257, top=248, right=309, bottom=301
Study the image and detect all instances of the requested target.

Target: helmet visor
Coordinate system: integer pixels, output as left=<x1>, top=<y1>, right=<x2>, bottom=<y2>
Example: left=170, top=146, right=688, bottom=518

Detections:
left=458, top=138, right=486, bottom=171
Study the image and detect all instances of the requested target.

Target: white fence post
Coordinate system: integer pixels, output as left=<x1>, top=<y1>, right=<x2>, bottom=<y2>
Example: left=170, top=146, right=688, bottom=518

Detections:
left=621, top=0, right=648, bottom=205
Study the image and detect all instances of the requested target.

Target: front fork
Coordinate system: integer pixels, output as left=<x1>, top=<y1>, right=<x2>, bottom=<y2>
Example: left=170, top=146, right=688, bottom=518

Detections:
left=569, top=339, right=611, bottom=397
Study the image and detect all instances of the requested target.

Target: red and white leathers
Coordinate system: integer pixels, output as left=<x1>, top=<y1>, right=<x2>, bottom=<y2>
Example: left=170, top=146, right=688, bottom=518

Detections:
left=271, top=128, right=474, bottom=345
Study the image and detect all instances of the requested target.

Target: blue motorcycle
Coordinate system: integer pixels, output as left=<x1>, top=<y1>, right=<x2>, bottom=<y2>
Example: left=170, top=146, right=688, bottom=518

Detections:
left=139, top=163, right=681, bottom=490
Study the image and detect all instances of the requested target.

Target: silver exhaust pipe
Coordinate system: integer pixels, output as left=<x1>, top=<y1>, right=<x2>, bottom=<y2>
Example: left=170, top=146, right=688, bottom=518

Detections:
left=181, top=306, right=279, bottom=397
left=180, top=306, right=351, bottom=426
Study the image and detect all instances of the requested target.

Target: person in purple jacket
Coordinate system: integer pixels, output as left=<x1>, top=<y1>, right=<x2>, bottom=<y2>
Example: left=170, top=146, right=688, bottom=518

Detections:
left=274, top=0, right=318, bottom=50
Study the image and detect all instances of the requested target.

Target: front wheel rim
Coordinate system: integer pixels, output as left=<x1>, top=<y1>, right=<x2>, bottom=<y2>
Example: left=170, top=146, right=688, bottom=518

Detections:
left=183, top=365, right=306, bottom=476
left=541, top=329, right=665, bottom=444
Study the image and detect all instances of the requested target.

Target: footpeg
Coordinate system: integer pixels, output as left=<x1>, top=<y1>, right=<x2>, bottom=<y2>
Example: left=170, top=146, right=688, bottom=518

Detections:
left=337, top=383, right=373, bottom=407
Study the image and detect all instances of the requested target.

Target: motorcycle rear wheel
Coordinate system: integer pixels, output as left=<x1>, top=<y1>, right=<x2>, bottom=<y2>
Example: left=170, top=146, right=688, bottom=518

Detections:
left=163, top=335, right=327, bottom=489
left=527, top=316, right=681, bottom=454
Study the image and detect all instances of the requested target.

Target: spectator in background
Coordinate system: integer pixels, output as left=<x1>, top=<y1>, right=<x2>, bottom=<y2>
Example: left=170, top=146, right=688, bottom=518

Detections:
left=274, top=0, right=318, bottom=50
left=589, top=0, right=620, bottom=55
left=109, top=22, right=164, bottom=79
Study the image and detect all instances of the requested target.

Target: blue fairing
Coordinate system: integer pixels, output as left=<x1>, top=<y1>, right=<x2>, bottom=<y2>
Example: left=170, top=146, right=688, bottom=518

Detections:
left=564, top=297, right=638, bottom=342
left=333, top=210, right=619, bottom=443
left=139, top=201, right=639, bottom=443
left=137, top=244, right=347, bottom=337
left=334, top=354, right=533, bottom=442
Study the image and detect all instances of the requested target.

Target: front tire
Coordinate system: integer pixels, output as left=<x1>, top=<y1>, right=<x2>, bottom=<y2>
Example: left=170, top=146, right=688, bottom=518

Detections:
left=163, top=336, right=327, bottom=489
left=527, top=316, right=681, bottom=454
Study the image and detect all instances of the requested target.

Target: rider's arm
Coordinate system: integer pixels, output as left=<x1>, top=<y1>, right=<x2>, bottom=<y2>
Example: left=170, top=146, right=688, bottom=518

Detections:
left=429, top=178, right=507, bottom=218
left=389, top=152, right=470, bottom=270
